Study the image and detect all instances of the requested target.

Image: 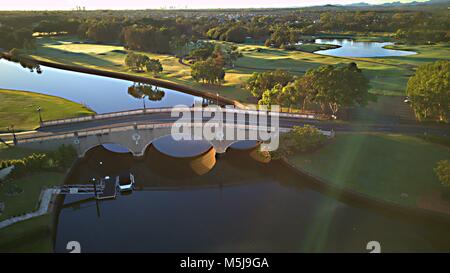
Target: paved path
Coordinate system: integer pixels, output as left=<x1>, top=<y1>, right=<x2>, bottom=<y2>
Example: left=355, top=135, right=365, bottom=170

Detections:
left=2, top=108, right=448, bottom=144
left=0, top=188, right=56, bottom=229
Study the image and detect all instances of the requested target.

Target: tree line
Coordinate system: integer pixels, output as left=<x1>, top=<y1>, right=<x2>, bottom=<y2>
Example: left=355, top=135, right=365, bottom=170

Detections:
left=1, top=8, right=448, bottom=51
left=244, top=63, right=373, bottom=118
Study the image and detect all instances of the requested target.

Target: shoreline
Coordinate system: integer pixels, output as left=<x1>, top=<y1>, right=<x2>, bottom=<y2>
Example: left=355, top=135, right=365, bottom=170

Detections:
left=0, top=52, right=247, bottom=109
left=281, top=158, right=450, bottom=224
left=0, top=88, right=95, bottom=133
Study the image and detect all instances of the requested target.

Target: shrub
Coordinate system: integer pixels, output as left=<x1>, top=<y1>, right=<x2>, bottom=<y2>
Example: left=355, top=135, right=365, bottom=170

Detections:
left=435, top=160, right=450, bottom=188
left=271, top=125, right=327, bottom=159
left=0, top=144, right=77, bottom=181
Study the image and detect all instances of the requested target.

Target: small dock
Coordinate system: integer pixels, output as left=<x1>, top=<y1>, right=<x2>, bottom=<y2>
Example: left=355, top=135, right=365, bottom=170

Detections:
left=95, top=177, right=117, bottom=200
left=56, top=177, right=117, bottom=200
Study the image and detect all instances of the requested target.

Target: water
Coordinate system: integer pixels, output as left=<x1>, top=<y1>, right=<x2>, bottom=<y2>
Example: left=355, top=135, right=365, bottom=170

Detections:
left=53, top=147, right=450, bottom=253
left=314, top=39, right=417, bottom=58
left=0, top=59, right=204, bottom=113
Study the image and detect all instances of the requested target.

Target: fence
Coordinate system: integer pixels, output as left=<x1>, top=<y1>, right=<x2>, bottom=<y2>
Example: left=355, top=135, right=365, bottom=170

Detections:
left=40, top=107, right=319, bottom=128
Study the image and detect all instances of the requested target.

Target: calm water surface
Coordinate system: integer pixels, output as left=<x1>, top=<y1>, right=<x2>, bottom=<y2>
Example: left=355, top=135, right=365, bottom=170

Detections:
left=0, top=59, right=203, bottom=113
left=314, top=39, right=417, bottom=58
left=53, top=147, right=450, bottom=253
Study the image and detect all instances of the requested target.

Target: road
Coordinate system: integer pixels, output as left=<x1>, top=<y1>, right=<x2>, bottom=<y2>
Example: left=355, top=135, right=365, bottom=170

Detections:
left=9, top=110, right=449, bottom=142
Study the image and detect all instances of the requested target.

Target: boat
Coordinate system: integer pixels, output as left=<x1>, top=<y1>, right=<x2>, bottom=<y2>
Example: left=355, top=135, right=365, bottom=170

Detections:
left=117, top=173, right=135, bottom=192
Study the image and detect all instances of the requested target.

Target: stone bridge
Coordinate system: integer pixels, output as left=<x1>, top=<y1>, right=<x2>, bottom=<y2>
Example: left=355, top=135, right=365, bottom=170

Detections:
left=16, top=122, right=287, bottom=157
left=14, top=107, right=336, bottom=158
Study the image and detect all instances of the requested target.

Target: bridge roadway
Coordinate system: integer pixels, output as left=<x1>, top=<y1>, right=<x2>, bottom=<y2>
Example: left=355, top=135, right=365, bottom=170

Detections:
left=6, top=107, right=450, bottom=143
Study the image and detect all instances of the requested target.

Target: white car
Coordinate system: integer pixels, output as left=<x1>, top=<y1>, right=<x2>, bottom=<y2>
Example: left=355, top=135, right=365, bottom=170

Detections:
left=116, top=173, right=135, bottom=192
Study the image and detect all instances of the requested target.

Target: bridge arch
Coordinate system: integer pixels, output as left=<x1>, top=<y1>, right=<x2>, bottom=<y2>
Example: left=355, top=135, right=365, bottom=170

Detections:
left=80, top=143, right=134, bottom=158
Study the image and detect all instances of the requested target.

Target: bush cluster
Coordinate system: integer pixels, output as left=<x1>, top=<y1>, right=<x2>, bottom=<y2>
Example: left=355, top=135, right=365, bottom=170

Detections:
left=0, top=145, right=77, bottom=182
left=271, top=125, right=327, bottom=159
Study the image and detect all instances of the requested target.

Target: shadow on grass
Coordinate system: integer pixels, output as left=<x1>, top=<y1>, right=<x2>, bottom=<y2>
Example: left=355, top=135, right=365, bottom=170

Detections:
left=32, top=46, right=117, bottom=68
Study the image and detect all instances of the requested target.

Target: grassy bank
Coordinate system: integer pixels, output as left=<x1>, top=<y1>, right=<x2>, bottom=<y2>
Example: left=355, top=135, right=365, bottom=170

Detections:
left=25, top=36, right=450, bottom=124
left=288, top=133, right=450, bottom=207
left=29, top=36, right=449, bottom=100
left=0, top=89, right=95, bottom=132
left=0, top=144, right=43, bottom=160
left=0, top=214, right=53, bottom=253
left=0, top=172, right=64, bottom=221
left=0, top=145, right=67, bottom=253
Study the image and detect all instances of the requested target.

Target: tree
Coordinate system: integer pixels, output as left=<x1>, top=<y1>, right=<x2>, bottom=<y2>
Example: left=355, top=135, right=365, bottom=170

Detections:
left=212, top=45, right=225, bottom=68
left=435, top=160, right=450, bottom=188
left=125, top=52, right=149, bottom=71
left=224, top=25, right=248, bottom=43
left=146, top=59, right=163, bottom=75
left=258, top=83, right=283, bottom=108
left=191, top=59, right=225, bottom=85
left=280, top=81, right=305, bottom=112
left=244, top=70, right=294, bottom=99
left=406, top=60, right=449, bottom=123
left=188, top=42, right=215, bottom=61
left=302, top=63, right=371, bottom=117
left=84, top=20, right=123, bottom=43
left=123, top=25, right=172, bottom=54
left=223, top=45, right=242, bottom=68
left=264, top=25, right=299, bottom=48
left=271, top=125, right=327, bottom=159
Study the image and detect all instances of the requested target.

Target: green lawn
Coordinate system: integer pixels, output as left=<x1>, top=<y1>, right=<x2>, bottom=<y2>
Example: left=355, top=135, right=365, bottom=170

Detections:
left=0, top=144, right=44, bottom=160
left=26, top=36, right=449, bottom=121
left=30, top=36, right=450, bottom=99
left=0, top=146, right=65, bottom=253
left=0, top=214, right=53, bottom=253
left=288, top=133, right=450, bottom=207
left=0, top=89, right=95, bottom=132
left=0, top=172, right=65, bottom=221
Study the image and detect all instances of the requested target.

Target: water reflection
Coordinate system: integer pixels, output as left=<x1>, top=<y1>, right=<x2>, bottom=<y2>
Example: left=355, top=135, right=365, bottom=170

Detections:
left=54, top=147, right=450, bottom=253
left=127, top=83, right=165, bottom=107
left=102, top=143, right=132, bottom=154
left=0, top=59, right=204, bottom=113
left=314, top=39, right=417, bottom=58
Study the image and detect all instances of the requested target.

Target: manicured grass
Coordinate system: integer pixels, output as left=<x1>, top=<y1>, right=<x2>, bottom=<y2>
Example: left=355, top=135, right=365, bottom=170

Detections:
left=0, top=214, right=53, bottom=253
left=0, top=172, right=65, bottom=221
left=0, top=146, right=65, bottom=253
left=0, top=145, right=44, bottom=161
left=288, top=133, right=450, bottom=207
left=0, top=89, right=95, bottom=132
left=28, top=36, right=449, bottom=112
left=294, top=43, right=340, bottom=53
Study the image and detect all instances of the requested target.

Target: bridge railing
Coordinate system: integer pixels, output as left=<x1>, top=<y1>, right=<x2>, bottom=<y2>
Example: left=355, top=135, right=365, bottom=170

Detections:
left=18, top=121, right=333, bottom=145
left=40, top=107, right=319, bottom=128
left=40, top=107, right=176, bottom=127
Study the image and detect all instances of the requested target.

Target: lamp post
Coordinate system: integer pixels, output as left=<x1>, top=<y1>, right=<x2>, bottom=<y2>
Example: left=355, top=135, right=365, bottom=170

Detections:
left=8, top=125, right=17, bottom=146
left=216, top=93, right=219, bottom=107
left=142, top=96, right=147, bottom=110
left=37, top=107, right=43, bottom=124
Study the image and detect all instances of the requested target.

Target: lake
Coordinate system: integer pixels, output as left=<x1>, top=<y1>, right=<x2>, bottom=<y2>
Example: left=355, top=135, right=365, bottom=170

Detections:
left=314, top=39, right=417, bottom=58
left=0, top=59, right=205, bottom=114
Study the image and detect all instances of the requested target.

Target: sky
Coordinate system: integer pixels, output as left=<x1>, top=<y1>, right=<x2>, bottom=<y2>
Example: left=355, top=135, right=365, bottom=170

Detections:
left=0, top=0, right=428, bottom=10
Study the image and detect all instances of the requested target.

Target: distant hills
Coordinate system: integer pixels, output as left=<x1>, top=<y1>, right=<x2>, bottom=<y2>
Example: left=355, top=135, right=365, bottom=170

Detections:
left=344, top=0, right=449, bottom=7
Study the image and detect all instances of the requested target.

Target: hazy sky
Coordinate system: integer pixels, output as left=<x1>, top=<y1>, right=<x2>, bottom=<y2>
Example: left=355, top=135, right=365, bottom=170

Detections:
left=0, top=0, right=428, bottom=10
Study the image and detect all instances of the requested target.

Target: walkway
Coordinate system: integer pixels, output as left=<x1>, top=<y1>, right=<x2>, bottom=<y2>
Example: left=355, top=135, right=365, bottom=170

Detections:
left=0, top=188, right=56, bottom=229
